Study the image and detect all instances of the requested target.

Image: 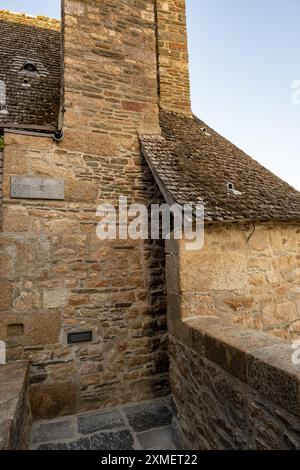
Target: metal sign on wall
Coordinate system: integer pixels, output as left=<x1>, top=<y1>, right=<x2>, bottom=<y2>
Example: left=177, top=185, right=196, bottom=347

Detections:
left=10, top=176, right=65, bottom=200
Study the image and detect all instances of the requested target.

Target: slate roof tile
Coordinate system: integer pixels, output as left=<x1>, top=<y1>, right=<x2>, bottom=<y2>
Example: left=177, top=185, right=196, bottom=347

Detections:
left=140, top=110, right=300, bottom=223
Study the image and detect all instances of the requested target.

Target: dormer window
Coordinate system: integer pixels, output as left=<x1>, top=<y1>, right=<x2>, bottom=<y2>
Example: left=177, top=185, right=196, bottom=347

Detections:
left=21, top=61, right=38, bottom=74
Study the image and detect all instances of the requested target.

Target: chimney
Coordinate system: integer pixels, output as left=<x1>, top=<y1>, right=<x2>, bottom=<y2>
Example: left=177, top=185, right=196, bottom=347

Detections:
left=156, top=0, right=192, bottom=117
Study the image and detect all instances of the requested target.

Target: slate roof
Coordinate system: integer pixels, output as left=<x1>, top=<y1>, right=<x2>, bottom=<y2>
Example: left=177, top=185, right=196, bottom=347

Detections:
left=0, top=10, right=61, bottom=130
left=140, top=110, right=300, bottom=223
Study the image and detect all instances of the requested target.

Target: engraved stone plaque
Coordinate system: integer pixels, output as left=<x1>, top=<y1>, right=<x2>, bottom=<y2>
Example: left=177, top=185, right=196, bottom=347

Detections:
left=10, top=176, right=64, bottom=200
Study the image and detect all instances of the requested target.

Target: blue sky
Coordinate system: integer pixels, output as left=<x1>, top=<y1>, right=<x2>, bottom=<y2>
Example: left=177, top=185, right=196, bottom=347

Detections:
left=2, top=0, right=299, bottom=190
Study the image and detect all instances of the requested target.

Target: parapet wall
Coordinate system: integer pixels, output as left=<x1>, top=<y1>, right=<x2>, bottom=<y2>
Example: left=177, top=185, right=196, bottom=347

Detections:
left=167, top=222, right=300, bottom=449
left=170, top=316, right=300, bottom=450
left=0, top=0, right=169, bottom=419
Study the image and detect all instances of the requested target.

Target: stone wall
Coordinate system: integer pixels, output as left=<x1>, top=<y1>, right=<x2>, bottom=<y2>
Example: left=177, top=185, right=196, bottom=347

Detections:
left=0, top=361, right=32, bottom=450
left=0, top=0, right=170, bottom=419
left=0, top=150, right=3, bottom=229
left=169, top=317, right=300, bottom=450
left=156, top=0, right=192, bottom=116
left=167, top=222, right=300, bottom=340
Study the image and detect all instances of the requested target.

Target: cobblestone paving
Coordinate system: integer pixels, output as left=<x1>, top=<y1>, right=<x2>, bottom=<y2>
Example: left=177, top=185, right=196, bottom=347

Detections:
left=30, top=396, right=176, bottom=450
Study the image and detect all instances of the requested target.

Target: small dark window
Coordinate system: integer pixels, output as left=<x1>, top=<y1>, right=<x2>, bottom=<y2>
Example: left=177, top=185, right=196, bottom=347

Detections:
left=22, top=61, right=38, bottom=73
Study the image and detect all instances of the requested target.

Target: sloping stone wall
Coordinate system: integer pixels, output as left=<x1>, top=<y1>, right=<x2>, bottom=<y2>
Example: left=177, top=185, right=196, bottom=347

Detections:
left=167, top=222, right=300, bottom=339
left=0, top=0, right=170, bottom=419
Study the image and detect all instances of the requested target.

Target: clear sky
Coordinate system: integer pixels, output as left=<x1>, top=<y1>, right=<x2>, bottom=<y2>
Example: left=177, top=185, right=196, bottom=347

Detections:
left=2, top=0, right=299, bottom=190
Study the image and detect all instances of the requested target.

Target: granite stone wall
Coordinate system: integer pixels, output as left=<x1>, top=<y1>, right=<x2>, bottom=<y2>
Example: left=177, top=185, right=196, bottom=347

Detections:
left=170, top=333, right=300, bottom=450
left=167, top=222, right=300, bottom=340
left=0, top=150, right=3, bottom=229
left=0, top=0, right=171, bottom=419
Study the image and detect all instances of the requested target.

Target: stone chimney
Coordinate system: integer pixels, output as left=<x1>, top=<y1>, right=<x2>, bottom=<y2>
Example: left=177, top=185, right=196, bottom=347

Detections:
left=62, top=0, right=160, bottom=146
left=156, top=0, right=192, bottom=117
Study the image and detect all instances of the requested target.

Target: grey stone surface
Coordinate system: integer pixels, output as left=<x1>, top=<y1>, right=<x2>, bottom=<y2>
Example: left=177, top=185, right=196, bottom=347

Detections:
left=77, top=410, right=124, bottom=435
left=124, top=400, right=173, bottom=432
left=37, top=443, right=69, bottom=450
left=137, top=426, right=176, bottom=450
left=31, top=420, right=74, bottom=443
left=30, top=397, right=176, bottom=451
left=37, top=430, right=134, bottom=451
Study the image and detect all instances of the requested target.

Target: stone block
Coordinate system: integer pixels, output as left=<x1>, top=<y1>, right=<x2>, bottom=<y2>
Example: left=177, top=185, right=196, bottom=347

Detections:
left=180, top=253, right=248, bottom=292
left=167, top=294, right=193, bottom=347
left=2, top=207, right=29, bottom=232
left=203, top=324, right=283, bottom=382
left=262, top=302, right=298, bottom=328
left=3, top=148, right=28, bottom=174
left=0, top=253, right=14, bottom=278
left=43, top=288, right=68, bottom=309
left=137, top=425, right=176, bottom=450
left=63, top=129, right=117, bottom=156
left=14, top=290, right=40, bottom=311
left=77, top=410, right=124, bottom=435
left=36, top=430, right=135, bottom=451
left=249, top=230, right=271, bottom=252
left=31, top=419, right=74, bottom=444
left=0, top=361, right=31, bottom=450
left=124, top=399, right=173, bottom=432
left=166, top=254, right=180, bottom=294
left=186, top=316, right=225, bottom=355
left=44, top=218, right=80, bottom=234
left=30, top=382, right=76, bottom=419
left=0, top=311, right=61, bottom=346
left=65, top=179, right=99, bottom=203
left=13, top=235, right=50, bottom=278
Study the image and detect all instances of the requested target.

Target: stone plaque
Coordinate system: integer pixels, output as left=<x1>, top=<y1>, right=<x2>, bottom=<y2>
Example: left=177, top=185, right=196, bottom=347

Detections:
left=10, top=176, right=64, bottom=200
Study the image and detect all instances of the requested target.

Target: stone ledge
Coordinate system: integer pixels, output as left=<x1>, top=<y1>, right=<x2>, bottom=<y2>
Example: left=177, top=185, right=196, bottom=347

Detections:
left=0, top=361, right=32, bottom=449
left=172, top=316, right=300, bottom=417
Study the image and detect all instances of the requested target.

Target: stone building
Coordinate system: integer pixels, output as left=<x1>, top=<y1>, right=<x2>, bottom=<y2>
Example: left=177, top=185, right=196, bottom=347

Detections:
left=0, top=0, right=300, bottom=450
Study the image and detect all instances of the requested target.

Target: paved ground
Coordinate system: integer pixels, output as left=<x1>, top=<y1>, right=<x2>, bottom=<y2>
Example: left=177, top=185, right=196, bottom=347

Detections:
left=30, top=396, right=177, bottom=450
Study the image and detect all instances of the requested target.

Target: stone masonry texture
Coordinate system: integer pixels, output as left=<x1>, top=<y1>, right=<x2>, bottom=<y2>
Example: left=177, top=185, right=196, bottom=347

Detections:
left=170, top=335, right=300, bottom=450
left=0, top=361, right=32, bottom=450
left=0, top=151, right=3, bottom=229
left=1, top=1, right=300, bottom=448
left=0, top=0, right=172, bottom=419
left=166, top=223, right=300, bottom=340
left=156, top=0, right=192, bottom=116
left=30, top=396, right=176, bottom=450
